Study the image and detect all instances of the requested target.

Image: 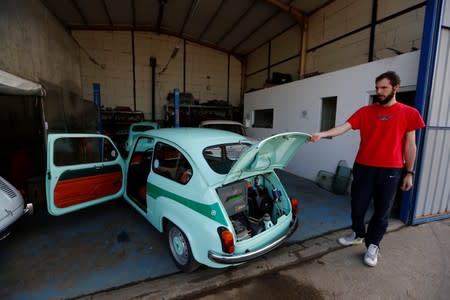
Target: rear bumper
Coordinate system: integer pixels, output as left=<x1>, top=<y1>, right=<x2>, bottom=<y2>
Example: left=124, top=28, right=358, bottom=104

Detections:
left=207, top=214, right=298, bottom=264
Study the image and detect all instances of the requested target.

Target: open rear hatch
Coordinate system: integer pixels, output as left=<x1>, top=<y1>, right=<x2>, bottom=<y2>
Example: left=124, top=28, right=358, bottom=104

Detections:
left=218, top=132, right=310, bottom=240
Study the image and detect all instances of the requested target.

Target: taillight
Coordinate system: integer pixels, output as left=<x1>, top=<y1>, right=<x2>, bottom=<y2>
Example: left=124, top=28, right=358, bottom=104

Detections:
left=217, top=227, right=234, bottom=254
left=290, top=197, right=299, bottom=214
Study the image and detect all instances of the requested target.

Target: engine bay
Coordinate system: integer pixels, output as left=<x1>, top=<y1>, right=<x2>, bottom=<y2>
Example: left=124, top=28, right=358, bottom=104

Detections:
left=217, top=174, right=290, bottom=241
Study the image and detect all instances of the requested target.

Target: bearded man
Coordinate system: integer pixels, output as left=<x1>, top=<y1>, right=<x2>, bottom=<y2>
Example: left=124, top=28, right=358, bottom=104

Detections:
left=310, top=70, right=425, bottom=267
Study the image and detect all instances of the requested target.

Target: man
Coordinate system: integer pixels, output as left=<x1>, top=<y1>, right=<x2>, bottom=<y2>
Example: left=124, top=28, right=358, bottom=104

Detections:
left=310, top=71, right=425, bottom=267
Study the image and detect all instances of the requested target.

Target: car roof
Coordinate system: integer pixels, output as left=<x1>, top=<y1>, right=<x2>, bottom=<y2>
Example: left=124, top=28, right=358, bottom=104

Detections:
left=199, top=120, right=244, bottom=126
left=130, top=121, right=159, bottom=129
left=143, top=128, right=251, bottom=186
left=145, top=127, right=250, bottom=150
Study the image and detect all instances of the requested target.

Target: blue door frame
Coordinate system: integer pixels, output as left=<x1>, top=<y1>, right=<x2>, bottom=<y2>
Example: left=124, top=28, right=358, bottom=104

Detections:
left=400, top=0, right=446, bottom=224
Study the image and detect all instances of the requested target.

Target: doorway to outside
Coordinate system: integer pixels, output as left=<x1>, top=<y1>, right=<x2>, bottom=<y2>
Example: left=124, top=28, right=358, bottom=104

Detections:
left=370, top=89, right=417, bottom=218
left=395, top=90, right=417, bottom=218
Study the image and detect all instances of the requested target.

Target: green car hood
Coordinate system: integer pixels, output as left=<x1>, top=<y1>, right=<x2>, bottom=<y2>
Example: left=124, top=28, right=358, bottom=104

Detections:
left=223, top=132, right=311, bottom=185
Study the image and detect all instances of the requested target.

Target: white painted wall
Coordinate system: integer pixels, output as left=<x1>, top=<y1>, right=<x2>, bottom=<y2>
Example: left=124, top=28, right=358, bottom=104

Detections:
left=244, top=51, right=420, bottom=181
left=0, top=0, right=81, bottom=94
left=73, top=31, right=242, bottom=121
left=74, top=31, right=133, bottom=109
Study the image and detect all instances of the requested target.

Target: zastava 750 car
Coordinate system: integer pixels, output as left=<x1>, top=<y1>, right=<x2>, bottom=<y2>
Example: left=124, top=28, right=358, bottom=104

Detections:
left=45, top=128, right=310, bottom=272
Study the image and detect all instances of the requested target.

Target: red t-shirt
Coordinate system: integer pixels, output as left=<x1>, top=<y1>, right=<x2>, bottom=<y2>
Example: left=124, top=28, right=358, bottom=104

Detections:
left=347, top=102, right=425, bottom=168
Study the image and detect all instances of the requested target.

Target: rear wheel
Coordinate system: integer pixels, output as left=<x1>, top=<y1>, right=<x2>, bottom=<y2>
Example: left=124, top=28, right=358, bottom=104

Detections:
left=165, top=222, right=200, bottom=272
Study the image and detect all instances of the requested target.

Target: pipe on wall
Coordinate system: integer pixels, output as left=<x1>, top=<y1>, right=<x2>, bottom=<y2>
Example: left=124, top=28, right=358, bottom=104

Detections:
left=150, top=57, right=157, bottom=122
left=299, top=18, right=308, bottom=79
left=368, top=0, right=378, bottom=62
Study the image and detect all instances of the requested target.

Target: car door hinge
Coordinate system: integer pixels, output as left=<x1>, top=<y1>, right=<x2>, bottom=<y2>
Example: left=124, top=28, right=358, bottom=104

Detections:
left=47, top=171, right=51, bottom=180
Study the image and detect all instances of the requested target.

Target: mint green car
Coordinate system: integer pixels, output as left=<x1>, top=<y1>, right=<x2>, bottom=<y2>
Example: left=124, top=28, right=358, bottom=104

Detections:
left=124, top=121, right=159, bottom=152
left=46, top=128, right=310, bottom=272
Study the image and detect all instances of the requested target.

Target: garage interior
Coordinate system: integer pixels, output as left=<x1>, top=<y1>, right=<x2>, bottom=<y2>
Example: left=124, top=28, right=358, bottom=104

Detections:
left=2, top=0, right=446, bottom=299
left=1, top=171, right=358, bottom=300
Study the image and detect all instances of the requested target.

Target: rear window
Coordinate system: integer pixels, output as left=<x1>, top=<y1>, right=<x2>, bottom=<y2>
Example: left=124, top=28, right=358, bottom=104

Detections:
left=203, top=143, right=251, bottom=174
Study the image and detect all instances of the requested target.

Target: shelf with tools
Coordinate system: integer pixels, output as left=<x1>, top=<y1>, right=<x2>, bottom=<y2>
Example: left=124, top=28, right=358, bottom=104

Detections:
left=164, top=103, right=238, bottom=127
left=100, top=108, right=145, bottom=155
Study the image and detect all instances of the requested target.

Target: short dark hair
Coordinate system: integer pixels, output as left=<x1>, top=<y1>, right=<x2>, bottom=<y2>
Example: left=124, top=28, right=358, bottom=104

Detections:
left=376, top=71, right=401, bottom=86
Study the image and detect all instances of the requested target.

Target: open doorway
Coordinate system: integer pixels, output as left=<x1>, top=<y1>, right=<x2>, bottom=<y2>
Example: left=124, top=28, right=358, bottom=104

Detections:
left=368, top=89, right=417, bottom=218
left=0, top=95, right=46, bottom=198
left=371, top=89, right=417, bottom=218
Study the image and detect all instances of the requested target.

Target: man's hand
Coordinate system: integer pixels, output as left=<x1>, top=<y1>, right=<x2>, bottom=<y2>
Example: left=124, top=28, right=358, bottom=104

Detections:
left=309, top=122, right=352, bottom=143
left=310, top=133, right=323, bottom=143
left=400, top=173, right=413, bottom=191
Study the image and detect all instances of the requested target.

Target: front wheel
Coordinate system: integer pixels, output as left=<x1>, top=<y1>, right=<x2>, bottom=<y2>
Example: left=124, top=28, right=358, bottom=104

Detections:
left=165, top=222, right=200, bottom=272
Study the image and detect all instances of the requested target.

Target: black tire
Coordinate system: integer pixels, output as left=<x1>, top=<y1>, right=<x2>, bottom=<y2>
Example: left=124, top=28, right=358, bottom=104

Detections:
left=165, top=222, right=200, bottom=272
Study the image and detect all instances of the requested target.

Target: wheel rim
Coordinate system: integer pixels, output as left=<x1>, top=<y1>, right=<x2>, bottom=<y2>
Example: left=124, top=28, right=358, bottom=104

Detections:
left=168, top=226, right=189, bottom=266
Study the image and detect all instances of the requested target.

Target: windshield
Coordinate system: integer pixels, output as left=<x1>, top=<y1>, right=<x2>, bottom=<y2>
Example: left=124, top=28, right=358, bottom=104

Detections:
left=203, top=143, right=251, bottom=174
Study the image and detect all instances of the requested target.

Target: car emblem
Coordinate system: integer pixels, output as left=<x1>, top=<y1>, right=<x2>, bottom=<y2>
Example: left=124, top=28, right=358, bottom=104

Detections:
left=211, top=210, right=216, bottom=216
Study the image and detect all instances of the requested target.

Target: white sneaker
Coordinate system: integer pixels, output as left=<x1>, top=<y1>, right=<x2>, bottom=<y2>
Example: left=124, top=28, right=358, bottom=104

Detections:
left=337, top=231, right=364, bottom=246
left=364, top=244, right=380, bottom=267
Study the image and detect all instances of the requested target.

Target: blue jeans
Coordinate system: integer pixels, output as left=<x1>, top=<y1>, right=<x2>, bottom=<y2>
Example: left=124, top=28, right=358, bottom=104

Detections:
left=350, top=163, right=403, bottom=248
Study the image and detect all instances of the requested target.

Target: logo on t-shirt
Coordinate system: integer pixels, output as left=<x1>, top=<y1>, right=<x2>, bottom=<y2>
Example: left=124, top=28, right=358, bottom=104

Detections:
left=377, top=114, right=392, bottom=121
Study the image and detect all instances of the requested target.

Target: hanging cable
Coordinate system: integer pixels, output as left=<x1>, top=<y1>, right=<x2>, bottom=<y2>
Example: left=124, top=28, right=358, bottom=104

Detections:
left=158, top=46, right=180, bottom=75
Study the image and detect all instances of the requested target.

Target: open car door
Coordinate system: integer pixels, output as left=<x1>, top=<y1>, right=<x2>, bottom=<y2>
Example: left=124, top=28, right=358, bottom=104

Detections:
left=46, top=134, right=125, bottom=216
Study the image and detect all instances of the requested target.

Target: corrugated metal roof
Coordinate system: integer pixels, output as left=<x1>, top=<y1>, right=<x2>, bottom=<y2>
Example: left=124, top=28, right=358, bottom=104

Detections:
left=41, top=0, right=332, bottom=56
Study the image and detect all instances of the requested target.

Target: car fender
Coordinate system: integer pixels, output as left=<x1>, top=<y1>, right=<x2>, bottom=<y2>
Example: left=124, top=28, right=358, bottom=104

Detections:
left=148, top=184, right=230, bottom=267
left=0, top=176, right=33, bottom=237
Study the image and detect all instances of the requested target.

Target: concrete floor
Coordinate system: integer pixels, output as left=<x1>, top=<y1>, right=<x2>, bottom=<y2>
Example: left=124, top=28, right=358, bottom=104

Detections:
left=0, top=171, right=363, bottom=300
left=192, top=218, right=450, bottom=300
left=0, top=200, right=178, bottom=300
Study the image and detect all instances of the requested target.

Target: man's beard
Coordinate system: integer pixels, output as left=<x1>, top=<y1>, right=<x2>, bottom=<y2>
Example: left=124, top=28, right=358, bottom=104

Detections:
left=375, top=91, right=395, bottom=105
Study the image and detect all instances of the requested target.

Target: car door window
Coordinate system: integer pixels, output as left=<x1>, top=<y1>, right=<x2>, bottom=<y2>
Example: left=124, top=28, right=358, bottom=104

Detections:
left=153, top=142, right=192, bottom=184
left=54, top=137, right=118, bottom=166
left=127, top=137, right=154, bottom=210
left=47, top=134, right=124, bottom=216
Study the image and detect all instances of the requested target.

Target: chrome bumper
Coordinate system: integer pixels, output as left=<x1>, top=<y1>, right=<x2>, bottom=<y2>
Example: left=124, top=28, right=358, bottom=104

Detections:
left=207, top=214, right=298, bottom=264
left=24, top=203, right=34, bottom=215
left=0, top=203, right=33, bottom=241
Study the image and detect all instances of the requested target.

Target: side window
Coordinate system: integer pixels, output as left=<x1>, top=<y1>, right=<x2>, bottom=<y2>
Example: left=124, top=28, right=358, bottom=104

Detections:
left=320, top=96, right=337, bottom=138
left=54, top=137, right=118, bottom=166
left=152, top=142, right=193, bottom=184
left=133, top=137, right=154, bottom=153
left=253, top=109, right=274, bottom=128
left=371, top=90, right=416, bottom=106
left=129, top=137, right=154, bottom=172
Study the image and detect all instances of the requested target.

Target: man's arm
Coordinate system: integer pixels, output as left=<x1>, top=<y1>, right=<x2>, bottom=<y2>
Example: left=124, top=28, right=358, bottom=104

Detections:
left=310, top=122, right=352, bottom=143
left=401, top=130, right=417, bottom=191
